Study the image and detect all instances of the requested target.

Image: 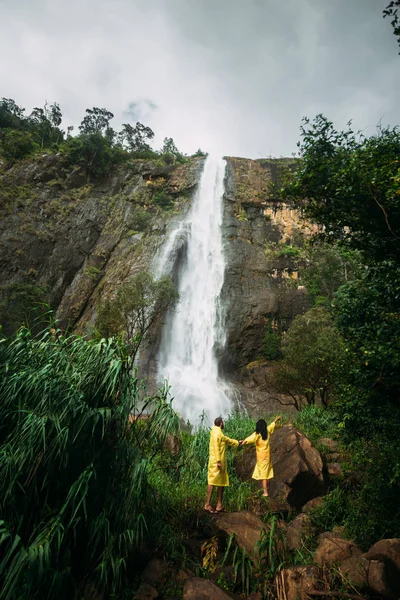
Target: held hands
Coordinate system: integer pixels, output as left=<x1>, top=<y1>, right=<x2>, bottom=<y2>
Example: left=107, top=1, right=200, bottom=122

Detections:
left=238, top=440, right=244, bottom=447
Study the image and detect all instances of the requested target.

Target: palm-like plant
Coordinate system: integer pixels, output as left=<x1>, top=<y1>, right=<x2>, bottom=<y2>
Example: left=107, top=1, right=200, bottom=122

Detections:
left=0, top=327, right=179, bottom=599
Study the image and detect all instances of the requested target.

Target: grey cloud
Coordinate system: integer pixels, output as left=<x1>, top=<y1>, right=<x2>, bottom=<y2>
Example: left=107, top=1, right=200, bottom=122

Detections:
left=0, top=0, right=398, bottom=157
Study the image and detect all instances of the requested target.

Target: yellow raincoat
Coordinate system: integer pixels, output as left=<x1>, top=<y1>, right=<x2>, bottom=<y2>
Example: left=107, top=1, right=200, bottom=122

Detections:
left=207, top=426, right=239, bottom=486
left=242, top=422, right=278, bottom=480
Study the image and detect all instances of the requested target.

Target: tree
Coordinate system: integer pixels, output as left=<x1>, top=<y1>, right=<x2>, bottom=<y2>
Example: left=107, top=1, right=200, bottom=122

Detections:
left=298, top=242, right=362, bottom=306
left=384, top=1, right=400, bottom=50
left=269, top=307, right=344, bottom=409
left=161, top=137, right=184, bottom=164
left=279, top=114, right=400, bottom=437
left=96, top=271, right=178, bottom=365
left=64, top=132, right=116, bottom=179
left=282, top=115, right=400, bottom=264
left=29, top=102, right=63, bottom=148
left=117, top=122, right=154, bottom=153
left=79, top=107, right=114, bottom=136
left=0, top=129, right=37, bottom=161
left=0, top=97, right=25, bottom=129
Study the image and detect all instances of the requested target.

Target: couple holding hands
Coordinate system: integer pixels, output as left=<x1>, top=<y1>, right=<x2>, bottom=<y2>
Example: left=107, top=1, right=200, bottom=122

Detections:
left=204, top=415, right=281, bottom=514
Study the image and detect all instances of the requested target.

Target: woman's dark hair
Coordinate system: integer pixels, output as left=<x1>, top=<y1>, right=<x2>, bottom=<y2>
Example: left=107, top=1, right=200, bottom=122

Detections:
left=255, top=419, right=268, bottom=440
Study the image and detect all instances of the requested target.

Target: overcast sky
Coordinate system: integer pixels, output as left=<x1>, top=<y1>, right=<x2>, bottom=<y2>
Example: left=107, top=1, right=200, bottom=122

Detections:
left=0, top=0, right=399, bottom=158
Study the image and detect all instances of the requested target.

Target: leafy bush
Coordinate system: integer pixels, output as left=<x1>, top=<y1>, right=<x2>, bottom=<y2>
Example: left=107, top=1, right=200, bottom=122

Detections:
left=129, top=208, right=152, bottom=231
left=0, top=128, right=38, bottom=161
left=263, top=324, right=281, bottom=360
left=153, top=189, right=174, bottom=208
left=0, top=328, right=179, bottom=599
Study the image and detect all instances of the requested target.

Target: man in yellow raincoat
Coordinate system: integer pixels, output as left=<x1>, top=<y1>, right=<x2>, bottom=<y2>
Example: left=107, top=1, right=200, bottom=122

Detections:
left=204, top=417, right=239, bottom=513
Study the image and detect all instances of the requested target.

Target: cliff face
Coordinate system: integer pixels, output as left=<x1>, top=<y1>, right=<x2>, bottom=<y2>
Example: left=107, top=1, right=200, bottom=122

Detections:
left=221, top=157, right=315, bottom=413
left=0, top=154, right=204, bottom=335
left=0, top=154, right=313, bottom=414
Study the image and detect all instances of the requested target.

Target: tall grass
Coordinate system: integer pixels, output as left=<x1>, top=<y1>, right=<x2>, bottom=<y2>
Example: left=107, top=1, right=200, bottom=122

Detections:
left=0, top=328, right=179, bottom=600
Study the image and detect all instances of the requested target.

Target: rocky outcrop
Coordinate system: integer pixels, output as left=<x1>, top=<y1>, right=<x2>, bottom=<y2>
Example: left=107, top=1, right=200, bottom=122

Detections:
left=234, top=425, right=325, bottom=510
left=183, top=577, right=233, bottom=600
left=0, top=154, right=204, bottom=336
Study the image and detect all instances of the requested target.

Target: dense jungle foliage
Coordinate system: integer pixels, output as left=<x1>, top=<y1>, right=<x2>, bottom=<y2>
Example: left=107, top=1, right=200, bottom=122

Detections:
left=0, top=97, right=206, bottom=178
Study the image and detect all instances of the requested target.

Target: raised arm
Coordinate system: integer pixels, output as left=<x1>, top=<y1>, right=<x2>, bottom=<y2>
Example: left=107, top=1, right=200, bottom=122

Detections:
left=267, top=415, right=281, bottom=435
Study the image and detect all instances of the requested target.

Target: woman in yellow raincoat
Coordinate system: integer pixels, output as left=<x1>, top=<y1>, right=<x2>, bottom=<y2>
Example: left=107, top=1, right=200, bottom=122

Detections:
left=204, top=417, right=239, bottom=513
left=239, top=416, right=281, bottom=496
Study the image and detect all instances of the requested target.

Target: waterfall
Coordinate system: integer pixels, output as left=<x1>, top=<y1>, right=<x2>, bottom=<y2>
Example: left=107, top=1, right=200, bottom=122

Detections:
left=156, top=156, right=232, bottom=425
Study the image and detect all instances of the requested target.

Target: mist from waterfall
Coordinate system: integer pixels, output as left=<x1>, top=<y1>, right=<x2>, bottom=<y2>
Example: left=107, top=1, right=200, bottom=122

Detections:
left=156, top=156, right=232, bottom=426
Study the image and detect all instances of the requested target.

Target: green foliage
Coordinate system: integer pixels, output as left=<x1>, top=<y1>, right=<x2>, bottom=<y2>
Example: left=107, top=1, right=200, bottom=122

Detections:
left=271, top=307, right=344, bottom=408
left=263, top=324, right=281, bottom=360
left=283, top=115, right=400, bottom=264
left=152, top=189, right=174, bottom=208
left=117, top=122, right=155, bottom=153
left=96, top=271, right=179, bottom=364
left=0, top=328, right=180, bottom=599
left=128, top=208, right=152, bottom=231
left=298, top=242, right=362, bottom=306
left=0, top=282, right=49, bottom=337
left=294, top=405, right=340, bottom=445
left=160, top=137, right=186, bottom=164
left=63, top=132, right=126, bottom=179
left=383, top=1, right=400, bottom=50
left=0, top=128, right=38, bottom=160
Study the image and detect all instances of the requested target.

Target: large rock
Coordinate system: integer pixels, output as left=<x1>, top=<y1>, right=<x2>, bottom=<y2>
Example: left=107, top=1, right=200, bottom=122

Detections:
left=314, top=537, right=362, bottom=567
left=338, top=556, right=370, bottom=588
left=183, top=577, right=233, bottom=600
left=275, top=565, right=324, bottom=600
left=368, top=559, right=397, bottom=599
left=215, top=510, right=265, bottom=558
left=141, top=557, right=170, bottom=589
left=286, top=514, right=314, bottom=551
left=235, top=425, right=325, bottom=509
left=365, top=539, right=400, bottom=597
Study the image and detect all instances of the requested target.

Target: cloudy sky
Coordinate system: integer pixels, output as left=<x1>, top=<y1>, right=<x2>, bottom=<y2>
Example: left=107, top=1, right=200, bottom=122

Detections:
left=0, top=0, right=399, bottom=158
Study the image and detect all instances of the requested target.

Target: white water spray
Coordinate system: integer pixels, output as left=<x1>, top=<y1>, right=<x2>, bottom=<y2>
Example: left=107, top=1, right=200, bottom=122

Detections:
left=156, top=156, right=232, bottom=425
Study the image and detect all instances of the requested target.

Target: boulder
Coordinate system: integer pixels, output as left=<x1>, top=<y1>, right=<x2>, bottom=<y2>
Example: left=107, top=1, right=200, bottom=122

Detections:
left=302, top=496, right=324, bottom=514
left=338, top=556, right=370, bottom=588
left=314, top=537, right=362, bottom=567
left=327, top=462, right=343, bottom=477
left=365, top=539, right=400, bottom=597
left=141, top=557, right=170, bottom=589
left=286, top=514, right=314, bottom=551
left=136, top=582, right=159, bottom=600
left=318, top=438, right=339, bottom=452
left=365, top=538, right=400, bottom=573
left=275, top=565, right=324, bottom=600
left=215, top=511, right=264, bottom=558
left=368, top=560, right=397, bottom=599
left=183, top=577, right=233, bottom=600
left=235, top=425, right=325, bottom=510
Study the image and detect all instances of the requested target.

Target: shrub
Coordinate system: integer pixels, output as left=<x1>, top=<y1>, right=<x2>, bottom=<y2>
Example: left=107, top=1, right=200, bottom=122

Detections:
left=0, top=328, right=179, bottom=599
left=0, top=129, right=38, bottom=161
left=263, top=325, right=281, bottom=360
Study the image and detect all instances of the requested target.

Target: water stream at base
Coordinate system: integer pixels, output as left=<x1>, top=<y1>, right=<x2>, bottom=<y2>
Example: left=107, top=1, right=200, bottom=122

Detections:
left=156, top=156, right=232, bottom=426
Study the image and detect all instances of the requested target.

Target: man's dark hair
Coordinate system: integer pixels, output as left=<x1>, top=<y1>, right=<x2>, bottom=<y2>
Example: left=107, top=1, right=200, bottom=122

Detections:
left=214, top=417, right=223, bottom=427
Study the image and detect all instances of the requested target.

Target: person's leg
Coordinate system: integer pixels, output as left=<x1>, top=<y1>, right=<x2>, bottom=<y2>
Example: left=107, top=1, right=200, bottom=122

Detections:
left=216, top=486, right=224, bottom=511
left=261, top=479, right=268, bottom=497
left=204, top=485, right=215, bottom=511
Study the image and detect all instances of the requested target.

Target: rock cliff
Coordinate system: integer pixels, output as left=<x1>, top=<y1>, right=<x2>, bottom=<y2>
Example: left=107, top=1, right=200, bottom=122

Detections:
left=0, top=154, right=313, bottom=414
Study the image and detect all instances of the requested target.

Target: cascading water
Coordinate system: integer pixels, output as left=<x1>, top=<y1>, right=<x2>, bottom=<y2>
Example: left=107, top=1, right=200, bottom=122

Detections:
left=156, top=156, right=232, bottom=425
